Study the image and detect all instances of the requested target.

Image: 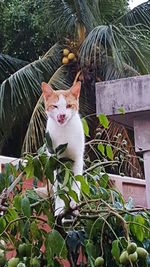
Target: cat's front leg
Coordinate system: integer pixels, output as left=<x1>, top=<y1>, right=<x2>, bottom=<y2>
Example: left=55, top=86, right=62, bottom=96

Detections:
left=55, top=195, right=65, bottom=216
left=70, top=158, right=83, bottom=211
left=53, top=174, right=65, bottom=216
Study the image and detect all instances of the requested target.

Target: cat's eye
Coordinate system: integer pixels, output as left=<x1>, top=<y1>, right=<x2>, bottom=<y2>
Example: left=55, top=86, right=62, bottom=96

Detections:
left=66, top=104, right=72, bottom=109
left=52, top=105, right=58, bottom=109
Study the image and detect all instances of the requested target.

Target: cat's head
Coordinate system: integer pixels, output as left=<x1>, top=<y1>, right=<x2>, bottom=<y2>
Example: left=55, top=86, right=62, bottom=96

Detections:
left=41, top=82, right=81, bottom=126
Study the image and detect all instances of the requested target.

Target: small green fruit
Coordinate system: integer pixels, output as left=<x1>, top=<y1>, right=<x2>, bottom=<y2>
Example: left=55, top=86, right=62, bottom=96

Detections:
left=0, top=256, right=6, bottom=267
left=30, top=257, right=40, bottom=267
left=8, top=257, right=19, bottom=267
left=137, top=247, right=148, bottom=259
left=128, top=252, right=138, bottom=263
left=18, top=243, right=27, bottom=257
left=119, top=251, right=129, bottom=265
left=94, top=257, right=104, bottom=266
left=127, top=242, right=137, bottom=254
left=17, top=263, right=26, bottom=267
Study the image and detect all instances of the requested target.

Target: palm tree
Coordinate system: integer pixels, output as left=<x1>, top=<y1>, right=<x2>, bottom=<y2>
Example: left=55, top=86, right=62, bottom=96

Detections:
left=0, top=0, right=150, bottom=175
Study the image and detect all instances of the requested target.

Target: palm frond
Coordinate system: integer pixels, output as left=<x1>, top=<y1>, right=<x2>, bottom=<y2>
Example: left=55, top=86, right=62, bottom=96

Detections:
left=121, top=1, right=150, bottom=27
left=79, top=24, right=150, bottom=75
left=92, top=0, right=128, bottom=24
left=0, top=54, right=28, bottom=84
left=48, top=0, right=97, bottom=36
left=99, top=56, right=139, bottom=80
left=0, top=43, right=63, bottom=147
left=22, top=95, right=46, bottom=153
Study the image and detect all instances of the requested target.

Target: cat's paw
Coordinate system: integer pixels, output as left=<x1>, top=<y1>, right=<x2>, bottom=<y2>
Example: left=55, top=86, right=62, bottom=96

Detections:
left=70, top=200, right=79, bottom=216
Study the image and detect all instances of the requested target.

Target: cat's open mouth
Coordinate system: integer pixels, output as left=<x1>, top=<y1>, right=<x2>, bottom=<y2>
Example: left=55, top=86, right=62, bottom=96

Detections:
left=57, top=114, right=67, bottom=125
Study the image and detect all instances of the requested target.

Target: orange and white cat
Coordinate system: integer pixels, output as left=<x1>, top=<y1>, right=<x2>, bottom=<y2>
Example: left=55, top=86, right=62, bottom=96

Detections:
left=41, top=81, right=85, bottom=215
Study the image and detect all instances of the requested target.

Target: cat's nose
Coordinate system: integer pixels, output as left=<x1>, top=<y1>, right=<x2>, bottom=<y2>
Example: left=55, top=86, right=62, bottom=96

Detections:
left=57, top=114, right=66, bottom=123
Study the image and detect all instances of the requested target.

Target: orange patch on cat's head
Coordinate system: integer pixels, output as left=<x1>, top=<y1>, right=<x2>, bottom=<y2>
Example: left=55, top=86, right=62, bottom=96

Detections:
left=41, top=82, right=81, bottom=111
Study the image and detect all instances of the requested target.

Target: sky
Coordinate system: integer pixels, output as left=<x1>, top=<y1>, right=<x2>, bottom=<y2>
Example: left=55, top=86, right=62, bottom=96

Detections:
left=129, top=0, right=147, bottom=9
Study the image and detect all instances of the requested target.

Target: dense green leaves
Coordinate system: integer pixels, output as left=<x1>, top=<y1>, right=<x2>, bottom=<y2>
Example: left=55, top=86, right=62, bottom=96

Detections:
left=0, top=142, right=149, bottom=266
left=0, top=0, right=56, bottom=61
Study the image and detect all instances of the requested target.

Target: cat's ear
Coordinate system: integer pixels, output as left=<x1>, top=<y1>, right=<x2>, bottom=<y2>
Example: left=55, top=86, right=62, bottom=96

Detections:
left=41, top=82, right=54, bottom=100
left=70, top=82, right=81, bottom=99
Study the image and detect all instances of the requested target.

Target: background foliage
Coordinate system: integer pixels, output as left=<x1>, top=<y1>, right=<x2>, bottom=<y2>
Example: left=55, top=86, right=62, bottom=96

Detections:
left=0, top=0, right=57, bottom=61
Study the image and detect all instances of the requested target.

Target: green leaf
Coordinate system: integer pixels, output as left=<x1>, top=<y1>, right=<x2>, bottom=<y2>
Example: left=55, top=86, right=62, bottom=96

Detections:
left=131, top=214, right=145, bottom=242
left=44, top=157, right=57, bottom=184
left=82, top=118, right=90, bottom=137
left=0, top=218, right=6, bottom=234
left=5, top=208, right=18, bottom=221
left=30, top=221, right=40, bottom=239
left=45, top=229, right=67, bottom=259
left=62, top=168, right=70, bottom=187
left=45, top=245, right=53, bottom=266
left=119, top=237, right=128, bottom=249
left=111, top=240, right=120, bottom=262
left=23, top=220, right=30, bottom=240
left=14, top=195, right=22, bottom=212
left=24, top=155, right=34, bottom=179
left=75, top=175, right=90, bottom=195
left=45, top=132, right=54, bottom=154
left=106, top=144, right=113, bottom=160
left=118, top=107, right=125, bottom=114
left=97, top=113, right=109, bottom=128
left=37, top=143, right=47, bottom=155
left=100, top=173, right=109, bottom=188
left=59, top=193, right=70, bottom=208
left=33, top=157, right=43, bottom=181
left=68, top=190, right=79, bottom=203
left=21, top=196, right=31, bottom=218
left=97, top=143, right=105, bottom=156
left=55, top=143, right=68, bottom=155
left=85, top=240, right=97, bottom=260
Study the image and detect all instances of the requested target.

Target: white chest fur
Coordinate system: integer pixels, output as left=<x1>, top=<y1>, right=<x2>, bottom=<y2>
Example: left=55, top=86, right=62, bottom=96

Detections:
left=46, top=113, right=84, bottom=161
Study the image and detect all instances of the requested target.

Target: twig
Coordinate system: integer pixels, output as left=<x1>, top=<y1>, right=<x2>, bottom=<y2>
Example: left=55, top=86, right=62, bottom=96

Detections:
left=0, top=215, right=47, bottom=237
left=100, top=214, right=110, bottom=257
left=84, top=161, right=119, bottom=174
